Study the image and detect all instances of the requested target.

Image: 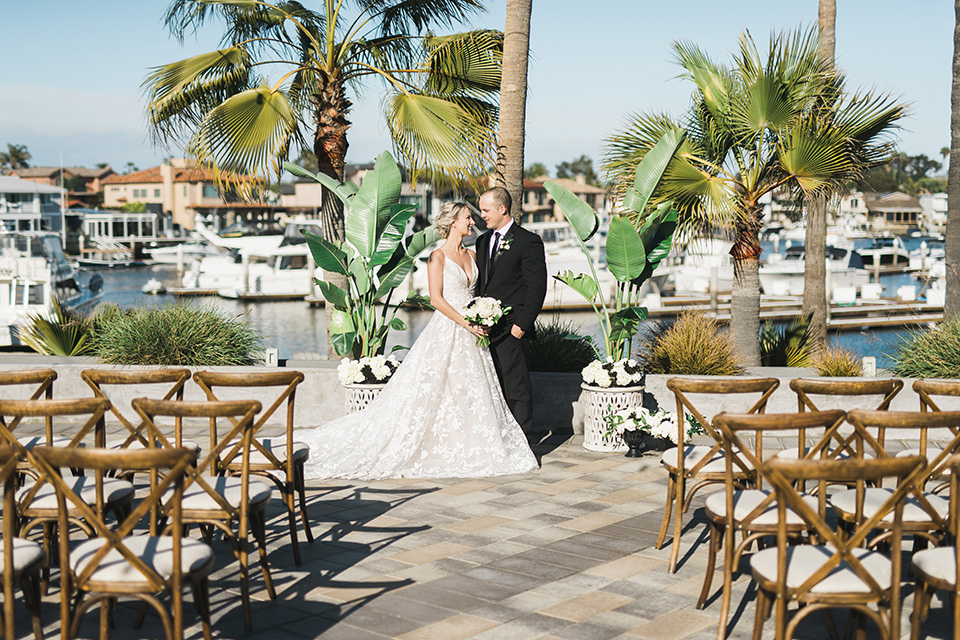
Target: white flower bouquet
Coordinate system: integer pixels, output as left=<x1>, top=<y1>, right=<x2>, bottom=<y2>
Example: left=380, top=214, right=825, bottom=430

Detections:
left=582, top=358, right=644, bottom=388
left=604, top=407, right=707, bottom=444
left=337, top=354, right=400, bottom=385
left=463, top=296, right=511, bottom=347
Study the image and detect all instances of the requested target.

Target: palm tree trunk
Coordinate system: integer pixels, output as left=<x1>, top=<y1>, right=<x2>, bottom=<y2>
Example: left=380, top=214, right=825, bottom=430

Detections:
left=803, top=0, right=837, bottom=349
left=313, top=78, right=351, bottom=356
left=947, top=0, right=960, bottom=318
left=497, top=0, right=533, bottom=222
left=730, top=215, right=762, bottom=366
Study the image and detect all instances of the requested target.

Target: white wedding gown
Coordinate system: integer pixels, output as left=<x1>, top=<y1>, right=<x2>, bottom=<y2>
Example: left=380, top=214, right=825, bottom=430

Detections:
left=298, top=255, right=539, bottom=480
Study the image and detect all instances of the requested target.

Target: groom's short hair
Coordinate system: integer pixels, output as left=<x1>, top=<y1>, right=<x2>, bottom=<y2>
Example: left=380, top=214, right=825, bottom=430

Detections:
left=483, top=186, right=512, bottom=214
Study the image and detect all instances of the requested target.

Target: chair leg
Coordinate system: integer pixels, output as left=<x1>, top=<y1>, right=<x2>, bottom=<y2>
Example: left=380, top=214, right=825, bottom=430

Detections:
left=284, top=479, right=302, bottom=566
left=20, top=574, right=43, bottom=640
left=910, top=579, right=929, bottom=640
left=295, top=463, right=313, bottom=544
left=191, top=578, right=212, bottom=640
left=668, top=476, right=685, bottom=573
left=237, top=534, right=252, bottom=632
left=698, top=522, right=721, bottom=609
left=752, top=587, right=771, bottom=640
left=251, top=510, right=276, bottom=600
left=656, top=473, right=675, bottom=550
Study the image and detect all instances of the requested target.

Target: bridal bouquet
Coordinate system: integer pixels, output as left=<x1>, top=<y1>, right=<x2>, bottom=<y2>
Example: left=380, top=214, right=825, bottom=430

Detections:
left=337, top=354, right=400, bottom=385
left=463, top=297, right=511, bottom=347
left=582, top=358, right=643, bottom=388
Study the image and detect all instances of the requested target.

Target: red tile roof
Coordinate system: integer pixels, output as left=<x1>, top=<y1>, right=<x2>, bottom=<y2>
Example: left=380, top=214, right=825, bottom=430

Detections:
left=102, top=165, right=249, bottom=185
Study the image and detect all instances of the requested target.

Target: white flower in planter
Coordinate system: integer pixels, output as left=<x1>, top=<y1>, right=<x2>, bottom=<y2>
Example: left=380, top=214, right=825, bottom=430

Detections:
left=582, top=358, right=643, bottom=388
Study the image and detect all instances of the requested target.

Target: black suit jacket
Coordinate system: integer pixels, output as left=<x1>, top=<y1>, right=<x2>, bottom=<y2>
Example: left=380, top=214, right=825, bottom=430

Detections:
left=475, top=223, right=547, bottom=338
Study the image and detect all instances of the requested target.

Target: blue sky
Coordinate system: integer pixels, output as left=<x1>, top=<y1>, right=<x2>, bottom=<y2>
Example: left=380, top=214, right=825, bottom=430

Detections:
left=0, top=1, right=952, bottom=176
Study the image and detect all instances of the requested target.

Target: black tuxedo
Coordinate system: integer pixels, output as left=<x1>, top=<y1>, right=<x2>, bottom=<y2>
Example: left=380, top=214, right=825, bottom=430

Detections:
left=475, top=222, right=547, bottom=437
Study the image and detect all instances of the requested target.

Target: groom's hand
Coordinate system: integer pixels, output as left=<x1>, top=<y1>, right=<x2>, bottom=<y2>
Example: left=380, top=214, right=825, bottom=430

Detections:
left=511, top=325, right=525, bottom=339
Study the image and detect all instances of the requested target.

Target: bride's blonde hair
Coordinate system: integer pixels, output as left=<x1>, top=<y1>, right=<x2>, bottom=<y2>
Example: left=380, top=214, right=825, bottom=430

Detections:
left=434, top=202, right=469, bottom=239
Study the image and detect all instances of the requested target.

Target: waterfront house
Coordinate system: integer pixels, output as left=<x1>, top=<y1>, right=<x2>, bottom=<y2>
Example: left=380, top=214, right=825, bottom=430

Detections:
left=864, top=191, right=924, bottom=233
left=0, top=176, right=65, bottom=235
left=8, top=166, right=115, bottom=209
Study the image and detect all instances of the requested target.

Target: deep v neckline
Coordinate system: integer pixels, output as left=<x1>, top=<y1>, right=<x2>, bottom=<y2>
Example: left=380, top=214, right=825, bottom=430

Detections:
left=446, top=252, right=475, bottom=287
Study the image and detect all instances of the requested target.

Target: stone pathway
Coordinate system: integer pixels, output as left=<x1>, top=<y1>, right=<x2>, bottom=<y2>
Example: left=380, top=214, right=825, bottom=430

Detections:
left=8, top=427, right=957, bottom=639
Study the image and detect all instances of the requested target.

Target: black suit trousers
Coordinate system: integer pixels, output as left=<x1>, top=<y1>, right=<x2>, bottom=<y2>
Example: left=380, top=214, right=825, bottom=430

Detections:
left=489, top=332, right=533, bottom=436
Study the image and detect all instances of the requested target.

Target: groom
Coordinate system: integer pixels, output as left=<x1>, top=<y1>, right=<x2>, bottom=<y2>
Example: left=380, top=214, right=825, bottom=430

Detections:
left=476, top=186, right=547, bottom=442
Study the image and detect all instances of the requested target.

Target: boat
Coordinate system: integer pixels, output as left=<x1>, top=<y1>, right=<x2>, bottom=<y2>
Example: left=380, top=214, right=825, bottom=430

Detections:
left=759, top=245, right=869, bottom=296
left=0, top=232, right=104, bottom=346
left=141, top=278, right=166, bottom=295
left=857, top=235, right=910, bottom=266
left=144, top=240, right=224, bottom=265
left=662, top=237, right=735, bottom=295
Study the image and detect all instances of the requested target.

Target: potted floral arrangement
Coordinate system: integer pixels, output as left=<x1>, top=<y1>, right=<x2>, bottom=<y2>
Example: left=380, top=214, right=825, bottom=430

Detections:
left=337, top=354, right=401, bottom=412
left=544, top=130, right=686, bottom=452
left=604, top=407, right=707, bottom=457
left=290, top=152, right=437, bottom=412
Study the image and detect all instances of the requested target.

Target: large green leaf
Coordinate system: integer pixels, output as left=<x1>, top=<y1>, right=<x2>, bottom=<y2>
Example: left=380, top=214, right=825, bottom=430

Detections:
left=282, top=161, right=358, bottom=205
left=346, top=151, right=403, bottom=259
left=372, top=203, right=417, bottom=267
left=302, top=231, right=347, bottom=275
left=609, top=307, right=649, bottom=344
left=375, top=256, right=416, bottom=298
left=605, top=216, right=646, bottom=282
left=543, top=181, right=599, bottom=242
left=348, top=256, right=371, bottom=297
left=329, top=309, right=356, bottom=357
left=639, top=203, right=678, bottom=267
left=623, top=129, right=686, bottom=216
left=405, top=227, right=441, bottom=257
left=314, top=279, right=349, bottom=310
left=553, top=271, right=599, bottom=304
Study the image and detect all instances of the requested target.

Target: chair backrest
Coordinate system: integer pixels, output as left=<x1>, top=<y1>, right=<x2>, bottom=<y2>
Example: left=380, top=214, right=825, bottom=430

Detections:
left=80, top=369, right=191, bottom=449
left=666, top=377, right=779, bottom=476
left=192, top=370, right=303, bottom=473
left=914, top=379, right=960, bottom=413
left=790, top=378, right=903, bottom=412
left=0, top=369, right=57, bottom=451
left=131, top=398, right=261, bottom=519
left=0, top=446, right=19, bottom=640
left=31, top=445, right=195, bottom=625
left=763, top=454, right=926, bottom=635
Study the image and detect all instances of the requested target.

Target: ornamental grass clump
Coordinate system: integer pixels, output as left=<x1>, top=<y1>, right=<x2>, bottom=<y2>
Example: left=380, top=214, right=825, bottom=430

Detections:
left=813, top=346, right=863, bottom=377
left=891, top=318, right=960, bottom=379
left=93, top=302, right=263, bottom=366
left=528, top=318, right=596, bottom=372
left=636, top=311, right=744, bottom=376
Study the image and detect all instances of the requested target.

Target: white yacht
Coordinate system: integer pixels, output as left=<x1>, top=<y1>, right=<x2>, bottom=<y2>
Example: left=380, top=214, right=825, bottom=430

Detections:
left=759, top=245, right=869, bottom=296
left=144, top=240, right=224, bottom=265
left=858, top=235, right=910, bottom=266
left=0, top=232, right=103, bottom=346
left=663, top=237, right=735, bottom=295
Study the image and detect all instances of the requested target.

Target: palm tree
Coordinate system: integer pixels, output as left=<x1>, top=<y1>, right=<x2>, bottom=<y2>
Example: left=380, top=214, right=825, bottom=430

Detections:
left=145, top=0, right=501, bottom=355
left=497, top=0, right=533, bottom=221
left=0, top=144, right=31, bottom=170
left=604, top=27, right=904, bottom=365
left=947, top=0, right=960, bottom=318
left=803, top=0, right=838, bottom=351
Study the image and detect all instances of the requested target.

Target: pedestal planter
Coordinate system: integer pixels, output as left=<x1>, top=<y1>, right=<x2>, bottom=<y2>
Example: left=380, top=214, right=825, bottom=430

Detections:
left=621, top=429, right=645, bottom=457
left=581, top=383, right=645, bottom=452
left=343, top=383, right=387, bottom=414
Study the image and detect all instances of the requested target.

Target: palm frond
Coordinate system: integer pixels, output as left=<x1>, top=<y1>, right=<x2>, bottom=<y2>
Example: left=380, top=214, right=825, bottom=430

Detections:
left=424, top=30, right=502, bottom=97
left=15, top=297, right=93, bottom=357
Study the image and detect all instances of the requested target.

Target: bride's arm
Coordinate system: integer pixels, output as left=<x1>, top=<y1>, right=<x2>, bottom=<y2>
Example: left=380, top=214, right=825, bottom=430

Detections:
left=427, top=250, right=485, bottom=338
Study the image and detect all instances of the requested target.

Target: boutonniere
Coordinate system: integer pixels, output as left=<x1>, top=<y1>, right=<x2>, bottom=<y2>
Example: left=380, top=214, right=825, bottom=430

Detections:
left=497, top=237, right=514, bottom=254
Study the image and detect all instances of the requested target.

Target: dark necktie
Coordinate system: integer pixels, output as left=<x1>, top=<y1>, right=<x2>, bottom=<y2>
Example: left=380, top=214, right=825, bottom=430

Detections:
left=489, top=232, right=501, bottom=260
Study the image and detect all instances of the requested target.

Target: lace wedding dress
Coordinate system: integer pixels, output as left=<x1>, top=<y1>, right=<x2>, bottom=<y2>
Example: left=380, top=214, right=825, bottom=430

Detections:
left=298, top=255, right=539, bottom=480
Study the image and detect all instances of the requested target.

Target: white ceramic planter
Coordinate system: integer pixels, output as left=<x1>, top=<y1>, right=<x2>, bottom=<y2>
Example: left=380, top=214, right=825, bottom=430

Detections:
left=343, top=382, right=387, bottom=414
left=580, top=383, right=645, bottom=452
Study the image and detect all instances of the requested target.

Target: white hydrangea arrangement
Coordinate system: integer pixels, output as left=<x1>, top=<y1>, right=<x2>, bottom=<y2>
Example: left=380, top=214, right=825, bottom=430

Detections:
left=582, top=358, right=643, bottom=388
left=337, top=354, right=400, bottom=385
left=604, top=407, right=707, bottom=443
left=463, top=296, right=511, bottom=347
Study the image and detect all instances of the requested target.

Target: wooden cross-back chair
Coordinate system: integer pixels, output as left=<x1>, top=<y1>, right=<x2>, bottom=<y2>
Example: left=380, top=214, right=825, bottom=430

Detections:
left=910, top=454, right=960, bottom=640
left=704, top=410, right=847, bottom=640
left=0, top=369, right=57, bottom=477
left=751, top=455, right=926, bottom=640
left=0, top=446, right=43, bottom=640
left=31, top=445, right=213, bottom=640
left=192, top=370, right=313, bottom=565
left=80, top=368, right=193, bottom=451
left=830, top=409, right=960, bottom=551
left=131, top=397, right=274, bottom=632
left=658, top=377, right=780, bottom=573
left=915, top=378, right=960, bottom=413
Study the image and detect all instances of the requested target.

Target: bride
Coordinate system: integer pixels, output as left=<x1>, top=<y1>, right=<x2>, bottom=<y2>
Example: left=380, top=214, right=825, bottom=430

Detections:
left=298, top=202, right=539, bottom=480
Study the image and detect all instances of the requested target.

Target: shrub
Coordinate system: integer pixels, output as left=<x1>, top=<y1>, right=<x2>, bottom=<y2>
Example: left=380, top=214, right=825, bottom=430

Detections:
left=813, top=346, right=863, bottom=377
left=636, top=311, right=744, bottom=376
left=759, top=313, right=813, bottom=368
left=15, top=297, right=95, bottom=356
left=528, top=318, right=596, bottom=372
left=93, top=302, right=263, bottom=366
left=890, top=318, right=960, bottom=379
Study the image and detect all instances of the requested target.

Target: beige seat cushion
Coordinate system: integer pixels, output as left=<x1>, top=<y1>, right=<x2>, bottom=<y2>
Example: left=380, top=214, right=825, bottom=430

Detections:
left=171, top=476, right=272, bottom=512
left=830, top=487, right=949, bottom=524
left=17, top=436, right=82, bottom=449
left=912, top=547, right=957, bottom=584
left=106, top=439, right=201, bottom=456
left=751, top=545, right=891, bottom=594
left=705, top=489, right=818, bottom=526
left=70, top=535, right=215, bottom=583
left=17, top=476, right=135, bottom=510
left=0, top=538, right=45, bottom=575
left=249, top=439, right=309, bottom=465
left=661, top=445, right=728, bottom=474
left=774, top=447, right=873, bottom=461
left=896, top=448, right=951, bottom=474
